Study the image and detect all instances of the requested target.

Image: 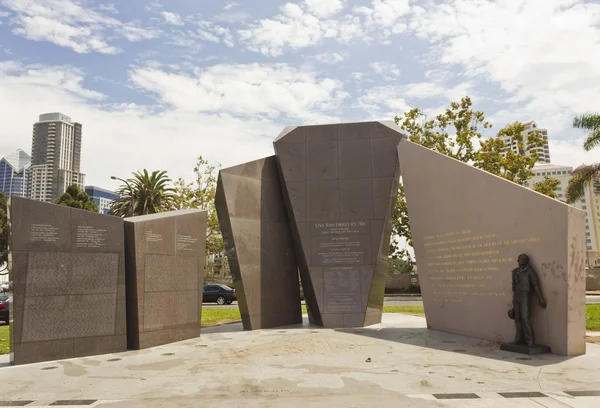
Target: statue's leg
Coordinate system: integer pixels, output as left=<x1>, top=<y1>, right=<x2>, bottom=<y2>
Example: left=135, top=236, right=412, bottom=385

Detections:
left=521, top=296, right=535, bottom=347
left=513, top=300, right=524, bottom=344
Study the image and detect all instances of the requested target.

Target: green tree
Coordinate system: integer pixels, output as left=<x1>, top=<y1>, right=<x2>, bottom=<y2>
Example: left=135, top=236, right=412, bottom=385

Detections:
left=173, top=156, right=223, bottom=256
left=392, top=97, right=557, bottom=260
left=566, top=114, right=600, bottom=203
left=0, top=192, right=8, bottom=274
left=534, top=177, right=560, bottom=199
left=55, top=184, right=98, bottom=212
left=109, top=170, right=175, bottom=217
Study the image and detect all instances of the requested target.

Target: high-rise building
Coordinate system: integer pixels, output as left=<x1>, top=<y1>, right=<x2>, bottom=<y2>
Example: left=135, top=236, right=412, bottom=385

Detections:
left=0, top=149, right=31, bottom=197
left=28, top=113, right=85, bottom=202
left=525, top=163, right=600, bottom=265
left=500, top=121, right=551, bottom=164
left=85, top=186, right=119, bottom=215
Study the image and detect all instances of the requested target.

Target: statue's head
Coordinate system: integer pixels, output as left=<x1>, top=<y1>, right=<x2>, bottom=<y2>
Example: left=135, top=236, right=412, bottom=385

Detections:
left=517, top=253, right=529, bottom=267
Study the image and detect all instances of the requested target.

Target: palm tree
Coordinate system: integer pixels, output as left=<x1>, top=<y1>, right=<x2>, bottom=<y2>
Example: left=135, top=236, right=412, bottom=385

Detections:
left=109, top=170, right=176, bottom=217
left=566, top=114, right=600, bottom=204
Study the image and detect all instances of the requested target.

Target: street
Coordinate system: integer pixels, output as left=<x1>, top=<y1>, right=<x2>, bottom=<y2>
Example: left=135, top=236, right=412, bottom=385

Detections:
left=202, top=294, right=600, bottom=308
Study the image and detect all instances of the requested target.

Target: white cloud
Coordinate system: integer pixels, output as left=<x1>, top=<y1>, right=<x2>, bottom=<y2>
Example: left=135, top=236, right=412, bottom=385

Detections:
left=409, top=0, right=600, bottom=137
left=238, top=2, right=365, bottom=56
left=238, top=0, right=414, bottom=56
left=129, top=62, right=346, bottom=123
left=304, top=0, right=344, bottom=18
left=223, top=2, right=240, bottom=11
left=96, top=3, right=118, bottom=14
left=0, top=0, right=159, bottom=54
left=356, top=86, right=411, bottom=119
left=314, top=52, right=346, bottom=64
left=0, top=61, right=346, bottom=188
left=161, top=11, right=183, bottom=26
left=196, top=21, right=235, bottom=47
left=369, top=61, right=401, bottom=80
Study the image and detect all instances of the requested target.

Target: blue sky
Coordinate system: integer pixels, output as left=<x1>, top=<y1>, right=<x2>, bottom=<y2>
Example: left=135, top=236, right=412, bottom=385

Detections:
left=0, top=0, right=599, bottom=189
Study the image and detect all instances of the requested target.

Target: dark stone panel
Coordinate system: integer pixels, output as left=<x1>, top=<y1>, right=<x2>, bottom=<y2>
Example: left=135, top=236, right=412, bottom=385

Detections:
left=498, top=392, right=547, bottom=398
left=8, top=197, right=71, bottom=253
left=305, top=124, right=337, bottom=142
left=274, top=142, right=306, bottom=182
left=337, top=122, right=371, bottom=140
left=433, top=394, right=480, bottom=400
left=216, top=156, right=302, bottom=330
left=564, top=391, right=600, bottom=397
left=49, top=400, right=97, bottom=406
left=275, top=121, right=404, bottom=328
left=370, top=136, right=403, bottom=178
left=338, top=139, right=372, bottom=179
left=306, top=180, right=339, bottom=221
left=339, top=178, right=374, bottom=220
left=306, top=141, right=338, bottom=181
left=273, top=126, right=305, bottom=144
left=8, top=198, right=126, bottom=365
left=124, top=209, right=207, bottom=350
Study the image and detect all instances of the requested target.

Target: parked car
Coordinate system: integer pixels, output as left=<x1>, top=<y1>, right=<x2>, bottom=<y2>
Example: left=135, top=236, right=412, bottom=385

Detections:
left=0, top=293, right=8, bottom=324
left=203, top=284, right=236, bottom=305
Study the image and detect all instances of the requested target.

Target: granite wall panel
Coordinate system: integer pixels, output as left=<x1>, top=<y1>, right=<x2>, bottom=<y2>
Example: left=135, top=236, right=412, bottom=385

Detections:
left=8, top=196, right=126, bottom=365
left=274, top=121, right=403, bottom=328
left=124, top=209, right=207, bottom=349
left=398, top=139, right=587, bottom=356
left=215, top=156, right=303, bottom=330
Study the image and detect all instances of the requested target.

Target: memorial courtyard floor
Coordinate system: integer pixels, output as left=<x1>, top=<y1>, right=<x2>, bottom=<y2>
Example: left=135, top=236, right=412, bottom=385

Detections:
left=1, top=314, right=599, bottom=407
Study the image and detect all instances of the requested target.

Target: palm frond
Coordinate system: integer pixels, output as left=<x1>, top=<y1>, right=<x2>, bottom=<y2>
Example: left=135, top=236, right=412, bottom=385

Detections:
left=566, top=163, right=600, bottom=204
left=583, top=128, right=600, bottom=152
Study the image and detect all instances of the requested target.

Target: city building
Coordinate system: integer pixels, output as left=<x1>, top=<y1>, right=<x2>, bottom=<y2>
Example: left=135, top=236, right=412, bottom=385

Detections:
left=85, top=186, right=118, bottom=214
left=500, top=121, right=551, bottom=164
left=28, top=113, right=85, bottom=202
left=0, top=149, right=31, bottom=197
left=524, top=163, right=600, bottom=265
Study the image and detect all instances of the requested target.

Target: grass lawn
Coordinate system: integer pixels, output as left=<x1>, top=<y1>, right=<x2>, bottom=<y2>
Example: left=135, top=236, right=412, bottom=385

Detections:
left=0, top=325, right=8, bottom=355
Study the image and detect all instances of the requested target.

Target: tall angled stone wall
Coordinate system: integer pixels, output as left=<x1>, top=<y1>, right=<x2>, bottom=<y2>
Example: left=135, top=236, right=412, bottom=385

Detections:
left=215, top=156, right=303, bottom=329
left=274, top=122, right=403, bottom=328
left=398, top=139, right=586, bottom=356
left=124, top=209, right=207, bottom=350
left=8, top=197, right=127, bottom=365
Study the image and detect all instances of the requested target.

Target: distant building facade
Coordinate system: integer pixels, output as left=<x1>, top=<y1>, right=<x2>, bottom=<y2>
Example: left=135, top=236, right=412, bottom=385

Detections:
left=85, top=186, right=119, bottom=214
left=28, top=113, right=85, bottom=202
left=500, top=121, right=551, bottom=164
left=0, top=149, right=31, bottom=197
left=525, top=163, right=600, bottom=265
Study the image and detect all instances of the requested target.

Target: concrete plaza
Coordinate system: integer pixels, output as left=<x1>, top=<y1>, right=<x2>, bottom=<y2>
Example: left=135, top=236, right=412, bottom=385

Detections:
left=1, top=314, right=599, bottom=407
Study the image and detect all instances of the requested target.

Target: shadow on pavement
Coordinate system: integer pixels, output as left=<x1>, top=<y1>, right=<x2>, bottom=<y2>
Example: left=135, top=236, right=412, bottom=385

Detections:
left=334, top=325, right=575, bottom=368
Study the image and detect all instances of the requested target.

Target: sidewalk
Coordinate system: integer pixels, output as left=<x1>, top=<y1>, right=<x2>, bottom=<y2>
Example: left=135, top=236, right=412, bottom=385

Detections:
left=1, top=314, right=600, bottom=407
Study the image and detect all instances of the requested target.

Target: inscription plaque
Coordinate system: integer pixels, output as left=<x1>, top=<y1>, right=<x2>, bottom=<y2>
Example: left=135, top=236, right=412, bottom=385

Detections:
left=145, top=231, right=164, bottom=243
left=176, top=234, right=198, bottom=251
left=30, top=224, right=59, bottom=242
left=75, top=226, right=107, bottom=248
left=323, top=266, right=361, bottom=313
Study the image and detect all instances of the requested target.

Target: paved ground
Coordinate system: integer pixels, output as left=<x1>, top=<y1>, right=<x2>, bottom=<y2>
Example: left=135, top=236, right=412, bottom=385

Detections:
left=1, top=314, right=600, bottom=407
left=202, top=294, right=600, bottom=309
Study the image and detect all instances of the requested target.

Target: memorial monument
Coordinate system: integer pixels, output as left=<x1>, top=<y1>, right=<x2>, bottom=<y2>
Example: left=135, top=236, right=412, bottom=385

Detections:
left=215, top=156, right=303, bottom=329
left=124, top=209, right=207, bottom=349
left=8, top=197, right=127, bottom=365
left=217, top=121, right=404, bottom=329
left=397, top=139, right=586, bottom=356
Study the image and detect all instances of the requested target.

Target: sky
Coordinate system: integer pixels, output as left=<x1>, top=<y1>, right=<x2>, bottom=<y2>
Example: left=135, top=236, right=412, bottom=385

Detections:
left=0, top=0, right=599, bottom=190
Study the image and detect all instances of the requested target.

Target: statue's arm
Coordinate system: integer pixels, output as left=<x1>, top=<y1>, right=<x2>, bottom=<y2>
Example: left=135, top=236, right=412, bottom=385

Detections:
left=530, top=267, right=547, bottom=307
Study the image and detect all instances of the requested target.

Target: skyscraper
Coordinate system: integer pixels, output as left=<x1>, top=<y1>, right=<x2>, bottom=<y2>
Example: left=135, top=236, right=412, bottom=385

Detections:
left=499, top=121, right=551, bottom=164
left=85, top=186, right=119, bottom=215
left=0, top=149, right=31, bottom=197
left=28, top=113, right=85, bottom=202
